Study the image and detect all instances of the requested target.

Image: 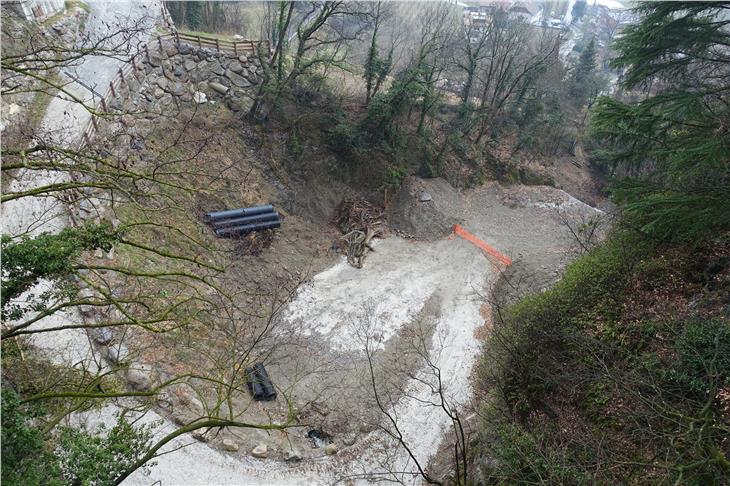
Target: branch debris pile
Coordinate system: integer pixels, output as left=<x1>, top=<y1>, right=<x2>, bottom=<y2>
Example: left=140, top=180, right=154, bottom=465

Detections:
left=333, top=198, right=385, bottom=268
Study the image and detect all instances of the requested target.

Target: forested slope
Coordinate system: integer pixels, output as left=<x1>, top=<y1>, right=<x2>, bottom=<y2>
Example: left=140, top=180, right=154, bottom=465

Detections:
left=474, top=3, right=730, bottom=484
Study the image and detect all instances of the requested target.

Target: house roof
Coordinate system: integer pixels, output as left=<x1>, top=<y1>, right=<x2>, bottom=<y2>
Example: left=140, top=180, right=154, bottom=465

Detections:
left=510, top=1, right=540, bottom=16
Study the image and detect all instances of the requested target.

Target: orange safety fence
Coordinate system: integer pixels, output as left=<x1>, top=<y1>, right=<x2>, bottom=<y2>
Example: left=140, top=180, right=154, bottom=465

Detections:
left=453, top=224, right=512, bottom=267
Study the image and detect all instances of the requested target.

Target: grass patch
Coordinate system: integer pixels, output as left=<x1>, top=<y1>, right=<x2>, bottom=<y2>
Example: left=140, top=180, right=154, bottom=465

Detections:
left=178, top=29, right=237, bottom=42
left=27, top=79, right=58, bottom=132
left=66, top=0, right=90, bottom=13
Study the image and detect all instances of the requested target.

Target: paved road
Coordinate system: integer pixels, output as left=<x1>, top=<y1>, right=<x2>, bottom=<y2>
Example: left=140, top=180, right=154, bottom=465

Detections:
left=1, top=0, right=161, bottom=366
left=3, top=0, right=159, bottom=237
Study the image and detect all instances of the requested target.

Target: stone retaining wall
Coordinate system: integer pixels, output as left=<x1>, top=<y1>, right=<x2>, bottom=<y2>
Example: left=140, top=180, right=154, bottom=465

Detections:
left=115, top=38, right=263, bottom=115
left=70, top=39, right=266, bottom=392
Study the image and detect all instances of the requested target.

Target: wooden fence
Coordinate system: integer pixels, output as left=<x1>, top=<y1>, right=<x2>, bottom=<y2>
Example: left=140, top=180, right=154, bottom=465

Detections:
left=174, top=32, right=269, bottom=56
left=78, top=31, right=268, bottom=148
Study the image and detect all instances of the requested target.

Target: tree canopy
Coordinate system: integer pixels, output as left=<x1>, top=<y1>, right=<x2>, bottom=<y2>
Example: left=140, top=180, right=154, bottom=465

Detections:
left=591, top=1, right=730, bottom=243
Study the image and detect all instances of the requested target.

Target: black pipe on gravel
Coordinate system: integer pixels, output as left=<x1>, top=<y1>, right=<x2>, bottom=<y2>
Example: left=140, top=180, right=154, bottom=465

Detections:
left=253, top=363, right=277, bottom=401
left=212, top=212, right=279, bottom=229
left=214, top=220, right=281, bottom=237
left=245, top=367, right=266, bottom=400
left=205, top=204, right=274, bottom=222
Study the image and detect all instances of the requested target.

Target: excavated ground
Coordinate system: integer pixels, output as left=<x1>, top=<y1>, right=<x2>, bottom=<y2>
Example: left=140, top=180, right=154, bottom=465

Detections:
left=107, top=172, right=608, bottom=484
left=10, top=82, right=608, bottom=484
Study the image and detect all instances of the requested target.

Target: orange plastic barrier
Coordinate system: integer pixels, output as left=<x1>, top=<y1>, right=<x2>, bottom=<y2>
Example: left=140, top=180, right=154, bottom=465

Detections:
left=453, top=224, right=512, bottom=267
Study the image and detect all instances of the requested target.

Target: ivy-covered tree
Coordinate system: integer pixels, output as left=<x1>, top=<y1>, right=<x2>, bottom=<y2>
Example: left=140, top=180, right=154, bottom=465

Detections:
left=591, top=1, right=730, bottom=243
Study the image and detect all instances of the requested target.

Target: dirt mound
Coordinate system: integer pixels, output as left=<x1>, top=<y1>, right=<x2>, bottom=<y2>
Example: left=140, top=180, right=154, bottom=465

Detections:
left=388, top=176, right=459, bottom=240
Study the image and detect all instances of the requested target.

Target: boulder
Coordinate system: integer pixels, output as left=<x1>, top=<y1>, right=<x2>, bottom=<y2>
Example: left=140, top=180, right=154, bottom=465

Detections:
left=172, top=82, right=185, bottom=96
left=325, top=443, right=338, bottom=455
left=178, top=43, right=191, bottom=55
left=222, top=439, right=239, bottom=452
left=226, top=70, right=251, bottom=88
left=174, top=66, right=185, bottom=77
left=193, top=91, right=207, bottom=104
left=225, top=97, right=253, bottom=113
left=183, top=59, right=196, bottom=71
left=284, top=448, right=302, bottom=462
left=127, top=363, right=156, bottom=391
left=228, top=60, right=243, bottom=74
left=251, top=443, right=268, bottom=458
left=78, top=287, right=96, bottom=316
left=106, top=343, right=129, bottom=364
left=156, top=77, right=169, bottom=89
left=92, top=327, right=114, bottom=345
left=153, top=87, right=164, bottom=99
left=191, top=429, right=210, bottom=442
left=419, top=191, right=433, bottom=202
left=164, top=43, right=178, bottom=57
left=209, top=60, right=224, bottom=76
left=208, top=82, right=228, bottom=95
left=147, top=51, right=163, bottom=67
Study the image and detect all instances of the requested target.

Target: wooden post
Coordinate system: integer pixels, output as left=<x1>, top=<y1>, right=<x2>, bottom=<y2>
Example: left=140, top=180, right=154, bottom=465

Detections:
left=234, top=42, right=238, bottom=56
left=100, top=97, right=107, bottom=112
left=158, top=35, right=163, bottom=51
left=91, top=115, right=98, bottom=131
left=118, top=67, right=125, bottom=85
left=197, top=35, right=202, bottom=48
left=216, top=38, right=220, bottom=51
left=145, top=44, right=150, bottom=63
left=175, top=31, right=180, bottom=45
left=109, top=80, right=116, bottom=98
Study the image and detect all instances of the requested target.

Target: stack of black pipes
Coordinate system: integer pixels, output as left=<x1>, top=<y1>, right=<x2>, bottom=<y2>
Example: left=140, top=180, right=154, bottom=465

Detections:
left=205, top=204, right=281, bottom=238
left=245, top=363, right=277, bottom=401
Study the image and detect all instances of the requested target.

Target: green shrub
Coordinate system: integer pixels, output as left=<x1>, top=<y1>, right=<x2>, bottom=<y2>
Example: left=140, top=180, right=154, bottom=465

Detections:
left=381, top=165, right=407, bottom=192
left=484, top=423, right=590, bottom=485
left=56, top=417, right=155, bottom=486
left=2, top=387, right=156, bottom=486
left=2, top=390, right=62, bottom=486
left=326, top=121, right=363, bottom=157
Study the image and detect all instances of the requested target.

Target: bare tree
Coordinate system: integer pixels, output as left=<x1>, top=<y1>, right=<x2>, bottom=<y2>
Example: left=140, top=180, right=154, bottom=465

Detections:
left=250, top=1, right=369, bottom=118
left=1, top=7, right=315, bottom=483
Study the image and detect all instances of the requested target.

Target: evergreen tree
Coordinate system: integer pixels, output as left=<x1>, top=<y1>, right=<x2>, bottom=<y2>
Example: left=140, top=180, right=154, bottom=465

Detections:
left=569, top=37, right=597, bottom=104
left=571, top=0, right=587, bottom=23
left=185, top=1, right=203, bottom=30
left=591, top=1, right=730, bottom=243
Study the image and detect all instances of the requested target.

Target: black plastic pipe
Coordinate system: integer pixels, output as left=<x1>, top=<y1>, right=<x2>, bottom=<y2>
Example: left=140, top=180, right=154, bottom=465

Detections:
left=253, top=363, right=277, bottom=401
left=245, top=367, right=266, bottom=400
left=214, top=220, right=281, bottom=237
left=205, top=204, right=274, bottom=222
left=212, top=212, right=279, bottom=229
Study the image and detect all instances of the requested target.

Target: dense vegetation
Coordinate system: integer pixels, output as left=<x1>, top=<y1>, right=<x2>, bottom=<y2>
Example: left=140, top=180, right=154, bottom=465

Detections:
left=475, top=2, right=730, bottom=483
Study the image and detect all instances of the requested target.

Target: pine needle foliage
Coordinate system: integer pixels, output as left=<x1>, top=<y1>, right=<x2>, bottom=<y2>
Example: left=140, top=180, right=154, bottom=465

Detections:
left=591, top=1, right=730, bottom=243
